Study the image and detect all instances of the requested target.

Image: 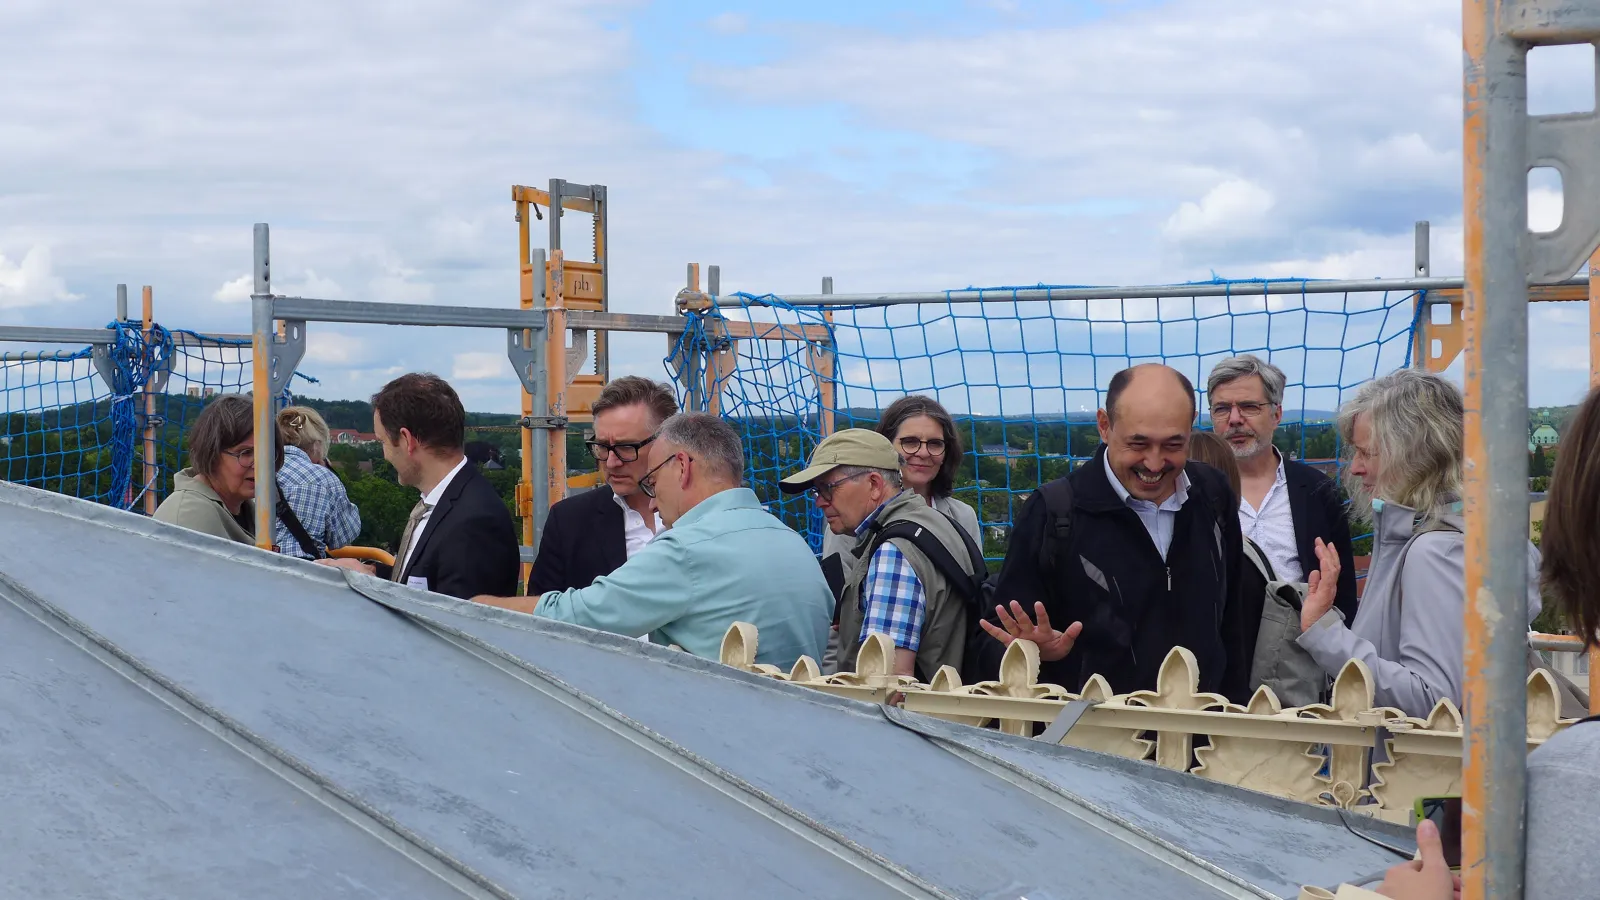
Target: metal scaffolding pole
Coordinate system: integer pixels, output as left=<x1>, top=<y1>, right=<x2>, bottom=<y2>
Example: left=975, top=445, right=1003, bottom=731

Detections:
left=1462, top=4, right=1600, bottom=898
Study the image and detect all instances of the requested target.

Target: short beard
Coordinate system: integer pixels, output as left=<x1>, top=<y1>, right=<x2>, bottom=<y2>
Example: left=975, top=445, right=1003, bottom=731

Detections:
left=1226, top=430, right=1268, bottom=461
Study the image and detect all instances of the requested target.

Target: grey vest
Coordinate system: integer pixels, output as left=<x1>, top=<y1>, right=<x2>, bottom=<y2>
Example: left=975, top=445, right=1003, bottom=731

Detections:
left=836, top=491, right=978, bottom=680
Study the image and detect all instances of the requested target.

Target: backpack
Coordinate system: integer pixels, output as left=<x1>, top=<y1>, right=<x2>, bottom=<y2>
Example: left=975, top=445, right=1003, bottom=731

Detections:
left=866, top=513, right=989, bottom=613
left=1244, top=538, right=1337, bottom=708
left=974, top=476, right=1076, bottom=606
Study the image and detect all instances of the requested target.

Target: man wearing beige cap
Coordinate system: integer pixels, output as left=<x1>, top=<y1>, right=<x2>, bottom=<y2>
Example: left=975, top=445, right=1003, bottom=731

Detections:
left=781, top=429, right=985, bottom=680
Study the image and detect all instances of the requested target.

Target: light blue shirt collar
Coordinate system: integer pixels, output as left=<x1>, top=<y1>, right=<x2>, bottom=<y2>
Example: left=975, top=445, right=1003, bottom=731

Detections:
left=1103, top=458, right=1191, bottom=512
left=670, top=486, right=761, bottom=530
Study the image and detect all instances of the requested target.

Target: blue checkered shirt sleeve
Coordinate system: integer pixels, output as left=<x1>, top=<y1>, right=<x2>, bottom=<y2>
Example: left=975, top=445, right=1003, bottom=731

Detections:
left=858, top=540, right=926, bottom=652
left=274, top=447, right=362, bottom=558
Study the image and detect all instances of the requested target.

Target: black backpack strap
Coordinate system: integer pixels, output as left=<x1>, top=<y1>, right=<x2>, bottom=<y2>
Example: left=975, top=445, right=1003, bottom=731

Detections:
left=870, top=518, right=986, bottom=610
left=274, top=480, right=327, bottom=560
left=820, top=553, right=848, bottom=623
left=1034, top=477, right=1075, bottom=578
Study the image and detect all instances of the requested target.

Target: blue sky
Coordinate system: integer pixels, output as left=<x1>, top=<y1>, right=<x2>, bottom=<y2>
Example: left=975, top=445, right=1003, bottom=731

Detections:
left=0, top=0, right=1592, bottom=415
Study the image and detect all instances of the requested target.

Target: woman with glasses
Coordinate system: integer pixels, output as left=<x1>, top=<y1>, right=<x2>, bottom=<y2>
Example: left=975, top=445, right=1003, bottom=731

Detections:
left=822, top=395, right=982, bottom=579
left=154, top=394, right=283, bottom=545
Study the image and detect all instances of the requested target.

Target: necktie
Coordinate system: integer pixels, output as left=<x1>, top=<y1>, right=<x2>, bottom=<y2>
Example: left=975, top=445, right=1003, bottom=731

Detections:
left=391, top=499, right=431, bottom=582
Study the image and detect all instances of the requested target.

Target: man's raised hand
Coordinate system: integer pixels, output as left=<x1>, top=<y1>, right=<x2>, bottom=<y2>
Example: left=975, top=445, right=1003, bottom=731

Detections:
left=979, top=600, right=1083, bottom=662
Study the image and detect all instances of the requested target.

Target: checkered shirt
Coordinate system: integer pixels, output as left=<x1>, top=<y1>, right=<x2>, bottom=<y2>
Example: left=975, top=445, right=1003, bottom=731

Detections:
left=854, top=500, right=928, bottom=652
left=274, top=445, right=362, bottom=559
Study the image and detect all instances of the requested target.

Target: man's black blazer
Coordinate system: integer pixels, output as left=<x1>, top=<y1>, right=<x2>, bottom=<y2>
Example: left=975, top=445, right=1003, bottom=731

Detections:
left=1283, top=458, right=1359, bottom=622
left=528, top=485, right=628, bottom=594
left=396, top=462, right=520, bottom=601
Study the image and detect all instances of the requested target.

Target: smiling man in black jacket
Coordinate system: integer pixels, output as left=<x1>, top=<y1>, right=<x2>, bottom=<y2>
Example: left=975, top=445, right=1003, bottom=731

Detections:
left=977, top=364, right=1248, bottom=702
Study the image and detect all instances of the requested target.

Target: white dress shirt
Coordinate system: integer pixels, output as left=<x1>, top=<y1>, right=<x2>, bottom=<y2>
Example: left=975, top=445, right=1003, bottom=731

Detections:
left=1103, top=460, right=1191, bottom=561
left=1239, top=450, right=1303, bottom=582
left=611, top=490, right=663, bottom=557
left=400, top=455, right=469, bottom=579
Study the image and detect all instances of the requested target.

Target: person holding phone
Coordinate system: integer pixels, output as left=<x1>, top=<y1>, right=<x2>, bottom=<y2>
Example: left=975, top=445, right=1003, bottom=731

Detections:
left=1367, top=383, right=1600, bottom=899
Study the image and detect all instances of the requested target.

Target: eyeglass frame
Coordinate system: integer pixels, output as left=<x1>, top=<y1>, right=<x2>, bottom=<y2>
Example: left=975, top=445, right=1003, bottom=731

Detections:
left=809, top=470, right=871, bottom=502
left=1209, top=401, right=1278, bottom=420
left=585, top=432, right=659, bottom=463
left=220, top=446, right=256, bottom=467
left=896, top=436, right=947, bottom=456
left=638, top=451, right=691, bottom=499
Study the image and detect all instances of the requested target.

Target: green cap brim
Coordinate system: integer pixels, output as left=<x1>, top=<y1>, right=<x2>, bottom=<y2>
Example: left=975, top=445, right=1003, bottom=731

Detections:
left=778, top=463, right=839, bottom=494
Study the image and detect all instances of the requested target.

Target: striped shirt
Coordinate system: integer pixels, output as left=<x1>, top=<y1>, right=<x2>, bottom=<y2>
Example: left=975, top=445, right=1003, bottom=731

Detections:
left=274, top=446, right=362, bottom=559
left=855, top=497, right=928, bottom=652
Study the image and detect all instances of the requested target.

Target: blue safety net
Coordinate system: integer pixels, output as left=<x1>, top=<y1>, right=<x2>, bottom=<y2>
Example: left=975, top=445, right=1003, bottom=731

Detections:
left=668, top=280, right=1422, bottom=562
left=1, top=322, right=312, bottom=511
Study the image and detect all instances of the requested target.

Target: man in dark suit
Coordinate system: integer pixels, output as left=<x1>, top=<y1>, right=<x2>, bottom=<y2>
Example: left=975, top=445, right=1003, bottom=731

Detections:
left=320, top=373, right=519, bottom=600
left=529, top=376, right=679, bottom=594
left=1207, top=354, right=1358, bottom=621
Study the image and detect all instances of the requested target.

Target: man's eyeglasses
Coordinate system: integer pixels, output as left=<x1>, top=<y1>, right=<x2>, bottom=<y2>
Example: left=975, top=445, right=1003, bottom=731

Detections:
left=586, top=433, right=658, bottom=463
left=809, top=471, right=869, bottom=502
left=638, top=452, right=690, bottom=499
left=220, top=447, right=256, bottom=467
left=1210, top=401, right=1276, bottom=420
left=897, top=437, right=946, bottom=456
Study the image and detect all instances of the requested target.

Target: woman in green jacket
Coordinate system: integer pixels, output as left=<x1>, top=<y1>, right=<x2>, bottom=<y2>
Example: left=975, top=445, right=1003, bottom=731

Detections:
left=154, top=394, right=282, bottom=544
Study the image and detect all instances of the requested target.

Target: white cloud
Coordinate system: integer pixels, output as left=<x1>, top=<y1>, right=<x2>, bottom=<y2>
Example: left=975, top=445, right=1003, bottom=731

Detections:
left=1529, top=185, right=1564, bottom=234
left=1162, top=179, right=1276, bottom=243
left=304, top=332, right=369, bottom=366
left=213, top=273, right=252, bottom=304
left=452, top=351, right=507, bottom=382
left=0, top=245, right=79, bottom=309
left=0, top=0, right=1582, bottom=410
left=706, top=12, right=749, bottom=35
left=279, top=269, right=344, bottom=300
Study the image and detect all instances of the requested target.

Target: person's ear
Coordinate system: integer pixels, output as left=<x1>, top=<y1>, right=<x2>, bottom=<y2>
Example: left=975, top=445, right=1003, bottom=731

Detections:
left=1096, top=409, right=1112, bottom=444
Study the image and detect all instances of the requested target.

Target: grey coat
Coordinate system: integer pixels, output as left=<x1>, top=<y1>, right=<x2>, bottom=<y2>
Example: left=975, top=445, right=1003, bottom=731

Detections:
left=1297, top=500, right=1541, bottom=718
left=1527, top=720, right=1600, bottom=900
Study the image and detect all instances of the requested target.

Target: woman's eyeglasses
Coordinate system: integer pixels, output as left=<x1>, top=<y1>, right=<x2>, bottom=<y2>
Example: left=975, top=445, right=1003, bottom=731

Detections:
left=897, top=437, right=946, bottom=456
left=221, top=447, right=256, bottom=467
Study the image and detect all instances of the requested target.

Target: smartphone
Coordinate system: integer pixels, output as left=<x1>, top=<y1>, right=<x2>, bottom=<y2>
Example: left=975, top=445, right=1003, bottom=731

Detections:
left=1413, top=795, right=1463, bottom=870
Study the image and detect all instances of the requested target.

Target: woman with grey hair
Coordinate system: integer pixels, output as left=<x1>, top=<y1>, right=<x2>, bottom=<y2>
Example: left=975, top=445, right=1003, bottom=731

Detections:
left=1295, top=369, right=1542, bottom=717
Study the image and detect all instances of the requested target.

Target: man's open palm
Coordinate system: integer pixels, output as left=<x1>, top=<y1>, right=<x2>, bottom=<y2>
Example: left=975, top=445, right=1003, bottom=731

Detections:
left=980, top=600, right=1084, bottom=662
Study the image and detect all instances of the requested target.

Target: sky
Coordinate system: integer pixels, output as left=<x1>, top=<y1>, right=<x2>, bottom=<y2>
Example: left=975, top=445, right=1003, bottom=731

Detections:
left=1, top=0, right=1595, bottom=415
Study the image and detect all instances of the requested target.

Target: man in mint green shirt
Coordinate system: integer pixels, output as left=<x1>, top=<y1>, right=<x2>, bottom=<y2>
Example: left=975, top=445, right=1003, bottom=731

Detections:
left=474, top=413, right=830, bottom=669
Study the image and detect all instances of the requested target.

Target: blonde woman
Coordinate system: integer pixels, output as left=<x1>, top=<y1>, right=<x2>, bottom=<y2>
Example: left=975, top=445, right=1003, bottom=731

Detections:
left=275, top=405, right=361, bottom=559
left=1295, top=369, right=1541, bottom=718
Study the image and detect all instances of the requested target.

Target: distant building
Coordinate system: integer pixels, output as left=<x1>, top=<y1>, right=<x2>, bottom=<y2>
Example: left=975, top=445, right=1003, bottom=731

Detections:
left=186, top=386, right=201, bottom=399
left=330, top=429, right=380, bottom=447
left=1531, top=424, right=1559, bottom=448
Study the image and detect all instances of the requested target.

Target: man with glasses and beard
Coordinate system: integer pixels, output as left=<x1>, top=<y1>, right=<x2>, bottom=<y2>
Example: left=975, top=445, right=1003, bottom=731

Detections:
left=529, top=377, right=678, bottom=594
left=974, top=364, right=1251, bottom=702
left=1206, top=354, right=1357, bottom=624
left=474, top=413, right=831, bottom=670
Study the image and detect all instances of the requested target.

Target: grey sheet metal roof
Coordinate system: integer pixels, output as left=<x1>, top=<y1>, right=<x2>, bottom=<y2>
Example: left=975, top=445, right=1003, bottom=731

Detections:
left=0, top=481, right=1416, bottom=899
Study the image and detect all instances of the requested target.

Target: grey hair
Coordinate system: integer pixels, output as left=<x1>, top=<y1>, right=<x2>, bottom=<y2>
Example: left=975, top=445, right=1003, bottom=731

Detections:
left=658, top=412, right=745, bottom=485
left=1336, top=368, right=1463, bottom=524
left=835, top=464, right=902, bottom=488
left=1206, top=354, right=1287, bottom=407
